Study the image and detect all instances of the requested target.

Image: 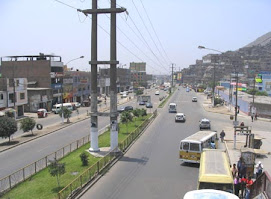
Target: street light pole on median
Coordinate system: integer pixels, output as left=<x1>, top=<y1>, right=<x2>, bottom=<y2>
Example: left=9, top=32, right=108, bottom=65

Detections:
left=62, top=56, right=84, bottom=123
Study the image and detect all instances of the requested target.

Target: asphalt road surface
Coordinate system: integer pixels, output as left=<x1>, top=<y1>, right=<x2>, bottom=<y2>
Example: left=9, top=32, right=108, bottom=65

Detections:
left=0, top=88, right=164, bottom=179
left=80, top=86, right=271, bottom=198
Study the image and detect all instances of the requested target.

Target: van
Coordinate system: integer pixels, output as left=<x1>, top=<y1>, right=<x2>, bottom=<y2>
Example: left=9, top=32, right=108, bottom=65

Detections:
left=168, top=103, right=177, bottom=113
left=52, top=103, right=73, bottom=114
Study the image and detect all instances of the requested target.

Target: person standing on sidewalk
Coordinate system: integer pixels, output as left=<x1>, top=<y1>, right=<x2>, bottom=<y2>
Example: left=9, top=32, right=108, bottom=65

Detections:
left=231, top=163, right=238, bottom=177
left=220, top=130, right=226, bottom=142
left=251, top=113, right=255, bottom=122
left=240, top=122, right=244, bottom=134
left=256, top=161, right=263, bottom=178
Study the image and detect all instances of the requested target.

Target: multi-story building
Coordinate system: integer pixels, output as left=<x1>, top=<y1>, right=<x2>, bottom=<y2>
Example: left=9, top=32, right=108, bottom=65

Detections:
left=99, top=67, right=131, bottom=94
left=0, top=54, right=64, bottom=110
left=130, top=62, right=147, bottom=88
left=0, top=78, right=28, bottom=117
left=63, top=70, right=91, bottom=103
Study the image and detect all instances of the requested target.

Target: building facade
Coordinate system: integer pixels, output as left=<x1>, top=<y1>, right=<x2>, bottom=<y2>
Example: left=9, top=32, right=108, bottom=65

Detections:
left=130, top=62, right=147, bottom=88
left=0, top=78, right=28, bottom=117
left=0, top=54, right=63, bottom=107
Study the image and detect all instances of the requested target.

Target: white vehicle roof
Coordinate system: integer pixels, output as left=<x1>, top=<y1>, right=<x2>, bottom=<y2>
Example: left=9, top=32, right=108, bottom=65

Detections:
left=201, top=118, right=210, bottom=122
left=180, top=131, right=217, bottom=144
left=184, top=189, right=239, bottom=199
left=176, top=113, right=184, bottom=116
left=169, top=103, right=177, bottom=105
left=193, top=97, right=197, bottom=99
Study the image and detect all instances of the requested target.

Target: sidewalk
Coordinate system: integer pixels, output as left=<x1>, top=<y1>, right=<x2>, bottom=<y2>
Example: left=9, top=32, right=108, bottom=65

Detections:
left=0, top=96, right=135, bottom=153
left=201, top=94, right=271, bottom=179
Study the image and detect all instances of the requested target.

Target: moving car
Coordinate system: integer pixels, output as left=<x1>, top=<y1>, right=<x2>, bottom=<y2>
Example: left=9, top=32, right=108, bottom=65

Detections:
left=121, top=93, right=128, bottom=98
left=199, top=118, right=211, bottom=130
left=145, top=102, right=153, bottom=108
left=71, top=102, right=81, bottom=109
left=117, top=106, right=134, bottom=113
left=192, top=97, right=197, bottom=102
left=175, top=113, right=186, bottom=122
left=155, top=91, right=160, bottom=95
left=168, top=103, right=177, bottom=113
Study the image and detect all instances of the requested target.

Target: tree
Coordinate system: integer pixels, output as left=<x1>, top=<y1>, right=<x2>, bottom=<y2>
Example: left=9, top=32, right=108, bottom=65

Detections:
left=80, top=152, right=89, bottom=166
left=20, top=117, right=36, bottom=135
left=135, top=90, right=143, bottom=96
left=0, top=116, right=17, bottom=142
left=48, top=158, right=66, bottom=187
left=139, top=109, right=147, bottom=120
left=121, top=111, right=133, bottom=133
left=132, top=109, right=140, bottom=118
left=58, top=107, right=72, bottom=123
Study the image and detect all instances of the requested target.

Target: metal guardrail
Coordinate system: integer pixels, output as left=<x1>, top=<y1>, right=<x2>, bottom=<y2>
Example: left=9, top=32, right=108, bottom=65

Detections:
left=0, top=135, right=90, bottom=195
left=57, top=110, right=157, bottom=199
left=250, top=171, right=271, bottom=199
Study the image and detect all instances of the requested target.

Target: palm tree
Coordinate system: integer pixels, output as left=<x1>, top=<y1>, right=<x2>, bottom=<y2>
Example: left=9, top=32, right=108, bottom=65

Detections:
left=121, top=111, right=133, bottom=133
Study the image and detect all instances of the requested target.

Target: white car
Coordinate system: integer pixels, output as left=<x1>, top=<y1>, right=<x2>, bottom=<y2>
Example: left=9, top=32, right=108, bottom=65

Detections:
left=199, top=118, right=211, bottom=130
left=192, top=97, right=197, bottom=102
left=175, top=113, right=186, bottom=122
left=155, top=91, right=160, bottom=95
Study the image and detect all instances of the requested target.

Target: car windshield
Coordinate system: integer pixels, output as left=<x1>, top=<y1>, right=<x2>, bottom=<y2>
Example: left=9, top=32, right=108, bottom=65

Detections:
left=201, top=121, right=209, bottom=124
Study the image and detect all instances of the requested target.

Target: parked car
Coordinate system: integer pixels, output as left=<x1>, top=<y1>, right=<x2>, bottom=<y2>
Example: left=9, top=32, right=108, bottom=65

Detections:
left=117, top=106, right=134, bottom=113
left=199, top=118, right=211, bottom=130
left=121, top=93, right=128, bottom=98
left=37, top=109, right=48, bottom=118
left=145, top=102, right=153, bottom=108
left=139, top=101, right=145, bottom=105
left=192, top=97, right=197, bottom=102
left=175, top=113, right=186, bottom=122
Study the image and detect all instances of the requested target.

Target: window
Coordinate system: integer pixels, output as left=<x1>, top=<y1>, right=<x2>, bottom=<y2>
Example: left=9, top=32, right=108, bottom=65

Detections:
left=182, top=142, right=189, bottom=150
left=9, top=79, right=14, bottom=87
left=16, top=80, right=19, bottom=86
left=190, top=143, right=200, bottom=151
left=9, top=93, right=16, bottom=103
left=20, top=93, right=25, bottom=100
left=0, top=93, right=3, bottom=100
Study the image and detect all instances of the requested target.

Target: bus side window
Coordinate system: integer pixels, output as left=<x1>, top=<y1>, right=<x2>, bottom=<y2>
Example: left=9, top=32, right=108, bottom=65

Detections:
left=183, top=142, right=189, bottom=151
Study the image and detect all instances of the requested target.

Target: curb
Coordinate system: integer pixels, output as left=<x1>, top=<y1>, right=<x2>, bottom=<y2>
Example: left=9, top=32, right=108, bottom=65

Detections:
left=0, top=97, right=135, bottom=154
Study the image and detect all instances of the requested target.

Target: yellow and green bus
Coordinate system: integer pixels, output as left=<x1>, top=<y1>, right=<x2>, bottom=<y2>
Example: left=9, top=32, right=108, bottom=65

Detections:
left=179, top=131, right=218, bottom=163
left=198, top=149, right=234, bottom=193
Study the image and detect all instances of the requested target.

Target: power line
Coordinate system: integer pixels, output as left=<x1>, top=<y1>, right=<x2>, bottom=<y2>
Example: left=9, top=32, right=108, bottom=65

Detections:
left=139, top=0, right=172, bottom=63
left=54, top=0, right=78, bottom=10
left=131, top=0, right=168, bottom=66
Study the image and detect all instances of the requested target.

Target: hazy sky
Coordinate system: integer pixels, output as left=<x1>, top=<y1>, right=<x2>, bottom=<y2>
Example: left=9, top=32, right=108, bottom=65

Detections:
left=0, top=0, right=270, bottom=75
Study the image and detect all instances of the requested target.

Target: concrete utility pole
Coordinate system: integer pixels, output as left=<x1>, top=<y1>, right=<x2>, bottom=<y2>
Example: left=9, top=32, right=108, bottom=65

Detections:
left=79, top=1, right=126, bottom=152
left=170, top=63, right=174, bottom=93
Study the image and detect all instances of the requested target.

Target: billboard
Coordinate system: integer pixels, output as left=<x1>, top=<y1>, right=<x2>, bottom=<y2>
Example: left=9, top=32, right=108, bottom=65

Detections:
left=177, top=73, right=182, bottom=81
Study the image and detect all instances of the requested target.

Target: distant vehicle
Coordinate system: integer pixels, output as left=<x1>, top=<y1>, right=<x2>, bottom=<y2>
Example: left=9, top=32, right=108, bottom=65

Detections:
left=117, top=106, right=133, bottom=113
left=175, top=113, right=186, bottom=122
left=121, top=93, right=128, bottom=98
left=199, top=118, right=211, bottom=130
left=179, top=131, right=218, bottom=163
left=37, top=109, right=48, bottom=118
left=145, top=102, right=153, bottom=108
left=186, top=87, right=190, bottom=92
left=139, top=101, right=145, bottom=105
left=198, top=149, right=234, bottom=193
left=184, top=189, right=238, bottom=199
left=155, top=91, right=160, bottom=95
left=71, top=102, right=81, bottom=109
left=52, top=103, right=73, bottom=114
left=192, top=97, right=197, bottom=102
left=168, top=103, right=177, bottom=113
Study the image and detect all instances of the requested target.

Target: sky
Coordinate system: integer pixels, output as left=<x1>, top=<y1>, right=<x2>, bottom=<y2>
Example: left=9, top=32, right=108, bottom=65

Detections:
left=0, top=0, right=271, bottom=75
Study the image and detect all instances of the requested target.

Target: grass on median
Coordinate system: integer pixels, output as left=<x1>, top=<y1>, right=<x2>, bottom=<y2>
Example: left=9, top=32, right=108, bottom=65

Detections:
left=158, top=88, right=176, bottom=108
left=3, top=114, right=150, bottom=199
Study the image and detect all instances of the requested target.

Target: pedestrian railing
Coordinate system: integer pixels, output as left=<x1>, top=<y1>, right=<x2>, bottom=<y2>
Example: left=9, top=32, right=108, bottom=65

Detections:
left=250, top=171, right=271, bottom=199
left=57, top=110, right=157, bottom=199
left=0, top=135, right=90, bottom=195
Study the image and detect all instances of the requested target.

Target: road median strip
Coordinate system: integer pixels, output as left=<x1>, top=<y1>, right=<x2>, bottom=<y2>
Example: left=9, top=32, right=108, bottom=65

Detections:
left=1, top=110, right=157, bottom=199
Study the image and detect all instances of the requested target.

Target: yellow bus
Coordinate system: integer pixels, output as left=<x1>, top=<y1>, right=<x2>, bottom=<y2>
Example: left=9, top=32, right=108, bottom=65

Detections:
left=179, top=131, right=217, bottom=163
left=198, top=149, right=234, bottom=193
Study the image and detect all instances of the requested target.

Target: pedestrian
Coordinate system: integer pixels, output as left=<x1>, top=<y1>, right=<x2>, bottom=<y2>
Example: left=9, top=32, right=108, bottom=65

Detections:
left=251, top=113, right=255, bottom=122
left=240, top=122, right=244, bottom=134
left=256, top=161, right=263, bottom=178
left=220, top=130, right=226, bottom=142
left=234, top=176, right=240, bottom=197
left=238, top=106, right=240, bottom=114
left=231, top=163, right=238, bottom=177
left=240, top=175, right=247, bottom=198
left=210, top=140, right=216, bottom=149
left=245, top=177, right=253, bottom=199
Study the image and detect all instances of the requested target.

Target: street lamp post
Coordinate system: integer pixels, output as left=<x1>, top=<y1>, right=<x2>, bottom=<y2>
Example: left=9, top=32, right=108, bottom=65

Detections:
left=198, top=46, right=222, bottom=107
left=61, top=56, right=84, bottom=123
